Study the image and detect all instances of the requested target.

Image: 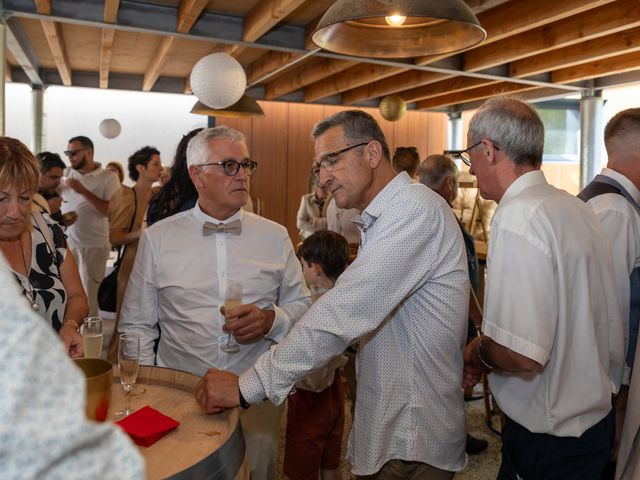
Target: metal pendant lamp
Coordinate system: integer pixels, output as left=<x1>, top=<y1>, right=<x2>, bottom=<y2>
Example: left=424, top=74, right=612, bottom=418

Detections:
left=311, top=0, right=486, bottom=58
left=190, top=95, right=265, bottom=118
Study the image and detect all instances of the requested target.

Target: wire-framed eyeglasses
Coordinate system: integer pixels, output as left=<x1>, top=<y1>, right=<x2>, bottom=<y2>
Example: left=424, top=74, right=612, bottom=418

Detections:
left=311, top=142, right=369, bottom=174
left=453, top=141, right=500, bottom=166
left=198, top=159, right=258, bottom=177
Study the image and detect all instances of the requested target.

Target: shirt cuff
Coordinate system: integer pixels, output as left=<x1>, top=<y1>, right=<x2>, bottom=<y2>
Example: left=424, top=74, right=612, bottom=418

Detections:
left=264, top=303, right=289, bottom=342
left=484, top=320, right=550, bottom=366
left=239, top=368, right=266, bottom=404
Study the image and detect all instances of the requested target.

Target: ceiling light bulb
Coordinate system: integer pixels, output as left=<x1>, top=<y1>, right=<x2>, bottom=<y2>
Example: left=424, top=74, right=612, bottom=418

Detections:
left=385, top=14, right=406, bottom=27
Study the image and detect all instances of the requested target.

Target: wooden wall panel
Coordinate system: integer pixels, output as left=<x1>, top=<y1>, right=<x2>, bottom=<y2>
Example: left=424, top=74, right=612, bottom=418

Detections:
left=392, top=110, right=429, bottom=162
left=286, top=103, right=326, bottom=246
left=425, top=112, right=448, bottom=156
left=249, top=101, right=290, bottom=226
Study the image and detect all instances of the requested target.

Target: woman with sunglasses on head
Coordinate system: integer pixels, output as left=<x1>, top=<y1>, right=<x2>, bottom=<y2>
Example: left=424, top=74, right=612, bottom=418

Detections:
left=0, top=137, right=87, bottom=357
left=106, top=146, right=163, bottom=362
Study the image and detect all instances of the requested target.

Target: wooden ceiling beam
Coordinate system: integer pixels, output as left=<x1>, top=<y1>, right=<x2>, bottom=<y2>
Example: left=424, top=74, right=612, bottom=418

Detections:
left=511, top=27, right=640, bottom=78
left=401, top=77, right=500, bottom=103
left=464, top=0, right=640, bottom=72
left=416, top=82, right=538, bottom=110
left=229, top=0, right=307, bottom=57
left=33, top=0, right=51, bottom=15
left=99, top=0, right=121, bottom=89
left=246, top=50, right=300, bottom=85
left=144, top=0, right=207, bottom=92
left=304, top=64, right=404, bottom=102
left=551, top=50, right=640, bottom=84
left=265, top=58, right=355, bottom=100
left=143, top=36, right=177, bottom=91
left=341, top=71, right=451, bottom=105
left=39, top=20, right=72, bottom=86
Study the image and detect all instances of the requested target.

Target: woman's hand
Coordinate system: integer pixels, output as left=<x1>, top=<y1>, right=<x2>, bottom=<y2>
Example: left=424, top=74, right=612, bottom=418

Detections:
left=59, top=324, right=84, bottom=358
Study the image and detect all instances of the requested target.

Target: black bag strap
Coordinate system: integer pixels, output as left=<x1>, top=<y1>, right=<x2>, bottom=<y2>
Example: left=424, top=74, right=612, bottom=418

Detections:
left=114, top=188, right=138, bottom=268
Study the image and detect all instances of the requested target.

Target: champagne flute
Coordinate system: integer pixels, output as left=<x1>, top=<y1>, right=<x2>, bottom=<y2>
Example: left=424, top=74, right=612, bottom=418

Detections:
left=116, top=332, right=140, bottom=419
left=220, top=282, right=242, bottom=353
left=83, top=317, right=103, bottom=358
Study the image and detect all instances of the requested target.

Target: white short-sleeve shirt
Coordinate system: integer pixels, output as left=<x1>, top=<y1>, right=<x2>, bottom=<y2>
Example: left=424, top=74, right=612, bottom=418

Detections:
left=484, top=170, right=623, bottom=437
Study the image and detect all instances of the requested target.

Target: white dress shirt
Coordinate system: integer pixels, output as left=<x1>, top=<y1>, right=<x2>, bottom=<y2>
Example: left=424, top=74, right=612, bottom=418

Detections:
left=485, top=170, right=624, bottom=437
left=586, top=167, right=640, bottom=384
left=61, top=165, right=121, bottom=248
left=240, top=172, right=470, bottom=475
left=119, top=204, right=311, bottom=376
left=326, top=198, right=362, bottom=244
left=0, top=257, right=144, bottom=479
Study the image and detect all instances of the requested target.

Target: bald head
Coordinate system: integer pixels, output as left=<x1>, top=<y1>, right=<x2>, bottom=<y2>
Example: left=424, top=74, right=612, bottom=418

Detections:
left=418, top=154, right=459, bottom=204
left=605, top=108, right=640, bottom=165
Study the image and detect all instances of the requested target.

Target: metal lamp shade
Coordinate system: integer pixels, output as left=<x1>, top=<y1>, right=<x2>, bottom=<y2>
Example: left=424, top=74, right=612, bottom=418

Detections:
left=190, top=95, right=265, bottom=118
left=312, top=0, right=487, bottom=58
left=190, top=53, right=247, bottom=109
left=379, top=95, right=407, bottom=121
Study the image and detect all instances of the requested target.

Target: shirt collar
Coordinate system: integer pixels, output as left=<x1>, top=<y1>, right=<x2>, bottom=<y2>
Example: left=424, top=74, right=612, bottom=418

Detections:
left=601, top=167, right=640, bottom=203
left=360, top=172, right=413, bottom=228
left=499, top=170, right=547, bottom=205
left=192, top=202, right=244, bottom=226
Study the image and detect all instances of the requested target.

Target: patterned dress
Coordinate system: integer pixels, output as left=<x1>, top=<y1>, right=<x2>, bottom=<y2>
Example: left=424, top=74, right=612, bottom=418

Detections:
left=12, top=213, right=67, bottom=332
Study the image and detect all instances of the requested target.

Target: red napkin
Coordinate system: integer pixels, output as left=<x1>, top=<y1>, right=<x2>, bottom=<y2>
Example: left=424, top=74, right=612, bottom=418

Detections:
left=116, top=406, right=180, bottom=447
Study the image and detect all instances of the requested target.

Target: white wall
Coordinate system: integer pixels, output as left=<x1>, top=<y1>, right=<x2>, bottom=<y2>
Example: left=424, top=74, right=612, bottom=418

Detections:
left=5, top=84, right=208, bottom=185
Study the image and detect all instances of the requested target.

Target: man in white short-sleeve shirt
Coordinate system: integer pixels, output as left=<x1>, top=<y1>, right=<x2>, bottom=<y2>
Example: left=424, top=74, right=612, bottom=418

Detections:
left=196, top=110, right=470, bottom=479
left=461, top=97, right=624, bottom=480
left=61, top=136, right=120, bottom=316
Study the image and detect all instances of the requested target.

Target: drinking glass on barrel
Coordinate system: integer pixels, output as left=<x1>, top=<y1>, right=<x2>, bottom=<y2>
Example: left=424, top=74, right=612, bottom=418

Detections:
left=83, top=317, right=103, bottom=358
left=220, top=282, right=242, bottom=353
left=116, top=332, right=140, bottom=419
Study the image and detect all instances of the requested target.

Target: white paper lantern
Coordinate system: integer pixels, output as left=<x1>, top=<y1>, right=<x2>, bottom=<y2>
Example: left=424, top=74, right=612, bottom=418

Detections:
left=99, top=118, right=122, bottom=139
left=190, top=53, right=247, bottom=109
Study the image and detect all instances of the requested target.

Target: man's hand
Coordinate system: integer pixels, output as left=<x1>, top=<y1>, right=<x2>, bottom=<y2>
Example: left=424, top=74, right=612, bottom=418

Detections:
left=462, top=338, right=483, bottom=389
left=62, top=211, right=78, bottom=227
left=47, top=196, right=63, bottom=214
left=195, top=369, right=240, bottom=414
left=221, top=304, right=275, bottom=343
left=65, top=178, right=88, bottom=196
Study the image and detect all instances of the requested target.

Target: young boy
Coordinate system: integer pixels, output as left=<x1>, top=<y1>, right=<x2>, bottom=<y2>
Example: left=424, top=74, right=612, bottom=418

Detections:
left=283, top=230, right=350, bottom=480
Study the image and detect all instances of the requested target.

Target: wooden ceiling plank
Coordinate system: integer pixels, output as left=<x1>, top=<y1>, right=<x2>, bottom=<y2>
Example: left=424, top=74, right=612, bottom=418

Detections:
left=511, top=27, right=640, bottom=78
left=34, top=0, right=51, bottom=15
left=401, top=77, right=500, bottom=103
left=230, top=0, right=308, bottom=57
left=104, top=0, right=121, bottom=24
left=143, top=36, right=177, bottom=91
left=5, top=61, right=12, bottom=82
left=39, top=20, right=72, bottom=86
left=246, top=50, right=300, bottom=84
left=416, top=82, right=537, bottom=110
left=99, top=28, right=116, bottom=89
left=413, top=0, right=617, bottom=65
left=265, top=58, right=355, bottom=100
left=304, top=64, right=404, bottom=102
left=341, top=71, right=451, bottom=105
left=177, top=0, right=208, bottom=33
left=464, top=0, right=640, bottom=72
left=551, top=50, right=640, bottom=84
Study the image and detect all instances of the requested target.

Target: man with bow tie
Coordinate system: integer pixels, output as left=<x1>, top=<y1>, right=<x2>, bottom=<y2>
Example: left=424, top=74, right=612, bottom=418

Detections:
left=119, top=126, right=311, bottom=377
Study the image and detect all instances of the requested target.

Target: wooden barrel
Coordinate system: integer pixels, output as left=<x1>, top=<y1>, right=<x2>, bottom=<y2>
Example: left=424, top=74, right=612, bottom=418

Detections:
left=109, top=365, right=249, bottom=480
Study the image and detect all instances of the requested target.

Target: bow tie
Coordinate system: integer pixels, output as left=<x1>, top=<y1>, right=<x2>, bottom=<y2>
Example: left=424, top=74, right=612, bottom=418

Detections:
left=202, top=220, right=242, bottom=236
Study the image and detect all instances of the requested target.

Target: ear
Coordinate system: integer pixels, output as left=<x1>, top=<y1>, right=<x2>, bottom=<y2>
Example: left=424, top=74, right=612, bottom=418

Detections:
left=136, top=163, right=145, bottom=174
left=484, top=139, right=498, bottom=165
left=310, top=261, right=324, bottom=278
left=188, top=165, right=204, bottom=189
left=365, top=141, right=383, bottom=168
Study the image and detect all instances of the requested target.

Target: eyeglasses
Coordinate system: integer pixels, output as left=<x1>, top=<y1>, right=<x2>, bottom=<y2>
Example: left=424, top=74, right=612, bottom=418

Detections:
left=198, top=159, right=258, bottom=177
left=64, top=147, right=89, bottom=157
left=454, top=141, right=500, bottom=166
left=312, top=142, right=369, bottom=174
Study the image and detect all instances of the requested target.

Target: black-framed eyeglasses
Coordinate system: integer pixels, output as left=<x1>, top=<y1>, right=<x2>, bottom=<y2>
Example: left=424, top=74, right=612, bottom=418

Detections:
left=454, top=141, right=500, bottom=166
left=198, top=159, right=258, bottom=177
left=312, top=142, right=370, bottom=174
left=64, top=147, right=89, bottom=157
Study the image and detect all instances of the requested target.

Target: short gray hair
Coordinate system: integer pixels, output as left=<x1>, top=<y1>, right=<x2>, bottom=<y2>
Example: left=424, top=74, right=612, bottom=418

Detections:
left=186, top=126, right=246, bottom=166
left=312, top=110, right=390, bottom=161
left=418, top=154, right=458, bottom=190
left=469, top=96, right=544, bottom=167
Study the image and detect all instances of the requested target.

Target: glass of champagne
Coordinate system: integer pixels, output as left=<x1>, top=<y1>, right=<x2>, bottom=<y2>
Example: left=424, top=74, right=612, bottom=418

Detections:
left=221, top=282, right=242, bottom=353
left=116, top=332, right=140, bottom=419
left=83, top=317, right=103, bottom=358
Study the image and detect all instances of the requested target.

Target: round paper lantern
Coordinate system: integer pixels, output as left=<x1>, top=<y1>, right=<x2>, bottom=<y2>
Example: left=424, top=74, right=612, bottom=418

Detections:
left=99, top=118, right=121, bottom=139
left=190, top=53, right=247, bottom=109
left=379, top=95, right=407, bottom=122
